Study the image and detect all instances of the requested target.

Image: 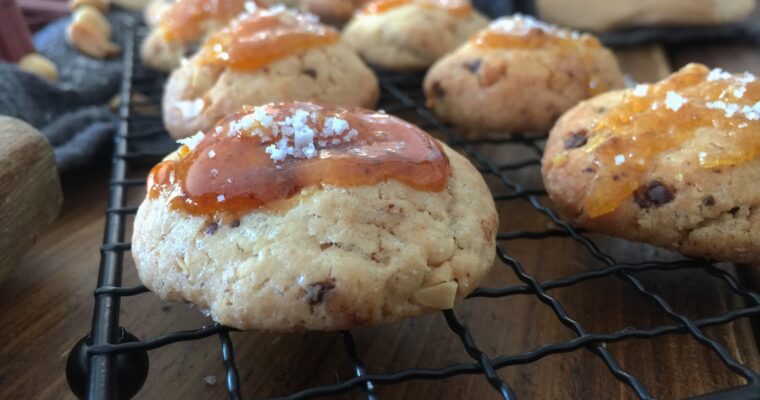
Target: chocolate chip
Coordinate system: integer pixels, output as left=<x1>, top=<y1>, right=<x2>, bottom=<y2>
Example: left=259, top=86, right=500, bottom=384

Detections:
left=204, top=222, right=219, bottom=235
left=304, top=279, right=336, bottom=305
left=230, top=219, right=241, bottom=228
left=634, top=181, right=674, bottom=208
left=563, top=129, right=588, bottom=149
left=464, top=59, right=482, bottom=73
left=432, top=82, right=446, bottom=99
left=702, top=196, right=715, bottom=207
left=582, top=167, right=596, bottom=174
left=730, top=207, right=740, bottom=216
left=303, top=68, right=317, bottom=78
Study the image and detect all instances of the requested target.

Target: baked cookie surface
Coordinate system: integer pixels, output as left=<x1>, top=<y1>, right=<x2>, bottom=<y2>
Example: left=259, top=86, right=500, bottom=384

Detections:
left=133, top=102, right=498, bottom=331
left=342, top=0, right=488, bottom=70
left=162, top=7, right=379, bottom=139
left=423, top=15, right=625, bottom=135
left=542, top=63, right=760, bottom=265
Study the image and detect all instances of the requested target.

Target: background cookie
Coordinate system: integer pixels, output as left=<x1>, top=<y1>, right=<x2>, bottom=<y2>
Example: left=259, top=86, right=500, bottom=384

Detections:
left=342, top=0, right=488, bottom=70
left=536, top=0, right=756, bottom=32
left=162, top=9, right=379, bottom=139
left=133, top=104, right=498, bottom=331
left=140, top=0, right=259, bottom=71
left=300, top=0, right=365, bottom=25
left=542, top=64, right=760, bottom=265
left=424, top=15, right=625, bottom=135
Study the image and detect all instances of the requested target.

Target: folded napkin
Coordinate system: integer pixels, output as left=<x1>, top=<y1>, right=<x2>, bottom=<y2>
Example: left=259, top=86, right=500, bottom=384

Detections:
left=0, top=11, right=136, bottom=172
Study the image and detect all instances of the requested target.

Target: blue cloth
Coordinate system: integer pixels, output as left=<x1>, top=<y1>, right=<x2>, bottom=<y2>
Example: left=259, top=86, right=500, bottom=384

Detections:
left=0, top=11, right=136, bottom=172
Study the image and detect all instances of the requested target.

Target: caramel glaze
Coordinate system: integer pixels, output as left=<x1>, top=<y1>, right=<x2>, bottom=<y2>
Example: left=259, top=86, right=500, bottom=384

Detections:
left=198, top=8, right=339, bottom=71
left=148, top=102, right=451, bottom=219
left=160, top=0, right=260, bottom=42
left=471, top=16, right=608, bottom=96
left=557, top=63, right=760, bottom=218
left=360, top=0, right=473, bottom=16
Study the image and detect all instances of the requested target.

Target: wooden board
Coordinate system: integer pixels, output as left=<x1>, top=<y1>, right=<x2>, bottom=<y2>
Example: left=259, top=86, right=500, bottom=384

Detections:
left=1, top=36, right=759, bottom=400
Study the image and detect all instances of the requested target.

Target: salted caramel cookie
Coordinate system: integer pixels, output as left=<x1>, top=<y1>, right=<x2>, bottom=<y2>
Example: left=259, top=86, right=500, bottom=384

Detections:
left=424, top=15, right=625, bottom=135
left=133, top=102, right=498, bottom=331
left=140, top=0, right=263, bottom=71
left=535, top=0, right=756, bottom=32
left=341, top=0, right=488, bottom=70
left=162, top=7, right=379, bottom=139
left=299, top=0, right=365, bottom=25
left=542, top=63, right=760, bottom=265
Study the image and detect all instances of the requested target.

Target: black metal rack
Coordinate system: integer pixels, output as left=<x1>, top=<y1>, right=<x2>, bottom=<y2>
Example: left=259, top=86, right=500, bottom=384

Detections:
left=66, top=18, right=760, bottom=400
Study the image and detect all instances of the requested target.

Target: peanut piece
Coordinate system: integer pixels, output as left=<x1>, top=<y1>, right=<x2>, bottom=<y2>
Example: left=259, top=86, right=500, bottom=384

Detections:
left=72, top=5, right=112, bottom=37
left=413, top=281, right=459, bottom=310
left=67, top=17, right=121, bottom=59
left=18, top=53, right=59, bottom=81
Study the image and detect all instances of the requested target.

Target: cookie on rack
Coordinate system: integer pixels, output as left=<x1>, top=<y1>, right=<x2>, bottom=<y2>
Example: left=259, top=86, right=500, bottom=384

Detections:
left=132, top=101, right=498, bottom=331
left=162, top=7, right=379, bottom=139
left=299, top=0, right=364, bottom=25
left=423, top=15, right=625, bottom=135
left=535, top=0, right=756, bottom=32
left=140, top=0, right=263, bottom=71
left=542, top=63, right=760, bottom=265
left=341, top=0, right=488, bottom=70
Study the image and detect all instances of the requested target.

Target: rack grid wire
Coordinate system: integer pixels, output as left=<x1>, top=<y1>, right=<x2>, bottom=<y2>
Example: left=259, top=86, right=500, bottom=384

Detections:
left=70, top=18, right=760, bottom=400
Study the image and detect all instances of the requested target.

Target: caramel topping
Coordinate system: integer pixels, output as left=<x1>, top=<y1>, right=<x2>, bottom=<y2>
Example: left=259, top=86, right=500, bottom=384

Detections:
left=472, top=15, right=600, bottom=49
left=360, top=0, right=472, bottom=16
left=148, top=102, right=451, bottom=217
left=160, top=0, right=259, bottom=43
left=472, top=15, right=606, bottom=95
left=198, top=8, right=339, bottom=71
left=562, top=63, right=760, bottom=218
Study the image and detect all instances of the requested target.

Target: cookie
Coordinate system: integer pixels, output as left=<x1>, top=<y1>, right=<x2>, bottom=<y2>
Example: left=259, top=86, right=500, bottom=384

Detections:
left=299, top=0, right=364, bottom=25
left=132, top=102, right=498, bottom=331
left=341, top=0, right=488, bottom=70
left=542, top=63, right=760, bottom=265
left=536, top=0, right=756, bottom=32
left=162, top=7, right=379, bottom=139
left=140, top=0, right=262, bottom=71
left=423, top=15, right=625, bottom=135
left=143, top=0, right=173, bottom=27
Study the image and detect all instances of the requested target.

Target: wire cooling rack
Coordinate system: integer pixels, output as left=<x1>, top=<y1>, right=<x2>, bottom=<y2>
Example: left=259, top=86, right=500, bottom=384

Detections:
left=66, top=18, right=760, bottom=400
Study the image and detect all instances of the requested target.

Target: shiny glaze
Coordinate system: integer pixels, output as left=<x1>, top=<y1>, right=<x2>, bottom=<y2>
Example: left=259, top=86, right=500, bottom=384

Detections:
left=360, top=0, right=473, bottom=16
left=148, top=102, right=451, bottom=217
left=160, top=0, right=257, bottom=42
left=199, top=9, right=339, bottom=71
left=565, top=64, right=760, bottom=217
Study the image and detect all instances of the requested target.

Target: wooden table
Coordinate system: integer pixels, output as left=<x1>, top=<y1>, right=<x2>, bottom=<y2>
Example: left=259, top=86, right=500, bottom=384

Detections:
left=1, top=13, right=760, bottom=400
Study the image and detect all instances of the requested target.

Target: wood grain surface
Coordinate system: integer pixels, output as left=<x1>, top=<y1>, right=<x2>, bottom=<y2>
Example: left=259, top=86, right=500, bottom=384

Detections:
left=1, top=22, right=760, bottom=400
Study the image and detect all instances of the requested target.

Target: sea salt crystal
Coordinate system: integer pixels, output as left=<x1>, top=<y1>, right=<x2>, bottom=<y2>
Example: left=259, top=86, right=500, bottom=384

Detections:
left=664, top=91, right=687, bottom=111
left=733, top=86, right=747, bottom=99
left=217, top=194, right=225, bottom=203
left=743, top=102, right=760, bottom=121
left=614, top=154, right=625, bottom=166
left=707, top=68, right=732, bottom=82
left=208, top=150, right=216, bottom=159
left=176, top=131, right=205, bottom=150
left=175, top=98, right=205, bottom=120
left=243, top=1, right=257, bottom=12
left=632, top=84, right=649, bottom=97
left=706, top=101, right=739, bottom=117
